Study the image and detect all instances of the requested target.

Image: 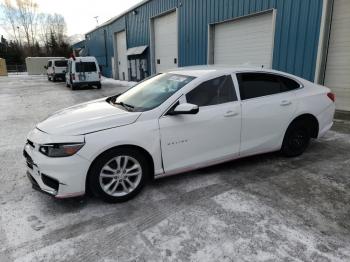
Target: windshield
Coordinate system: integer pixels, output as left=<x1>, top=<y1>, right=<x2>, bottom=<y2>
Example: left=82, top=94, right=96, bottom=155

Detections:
left=113, top=73, right=196, bottom=112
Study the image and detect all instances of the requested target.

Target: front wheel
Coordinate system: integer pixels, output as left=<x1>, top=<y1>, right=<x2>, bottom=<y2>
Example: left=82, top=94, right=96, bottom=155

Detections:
left=281, top=120, right=311, bottom=157
left=88, top=148, right=149, bottom=203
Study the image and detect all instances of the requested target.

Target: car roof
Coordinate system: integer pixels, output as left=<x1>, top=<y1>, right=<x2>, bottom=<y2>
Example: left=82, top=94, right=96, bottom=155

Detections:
left=69, top=56, right=97, bottom=62
left=167, top=65, right=301, bottom=80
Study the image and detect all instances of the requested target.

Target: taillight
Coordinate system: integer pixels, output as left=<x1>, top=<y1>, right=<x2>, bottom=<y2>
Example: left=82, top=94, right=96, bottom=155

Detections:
left=327, top=92, right=335, bottom=102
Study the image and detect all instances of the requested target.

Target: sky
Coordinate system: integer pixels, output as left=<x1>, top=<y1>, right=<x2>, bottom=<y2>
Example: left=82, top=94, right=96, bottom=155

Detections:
left=0, top=0, right=143, bottom=38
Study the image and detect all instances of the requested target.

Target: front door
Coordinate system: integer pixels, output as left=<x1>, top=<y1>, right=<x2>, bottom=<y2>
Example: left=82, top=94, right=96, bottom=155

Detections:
left=159, top=75, right=241, bottom=174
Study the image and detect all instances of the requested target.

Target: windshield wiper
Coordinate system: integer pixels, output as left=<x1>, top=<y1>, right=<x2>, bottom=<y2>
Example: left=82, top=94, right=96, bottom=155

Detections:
left=114, top=101, right=135, bottom=111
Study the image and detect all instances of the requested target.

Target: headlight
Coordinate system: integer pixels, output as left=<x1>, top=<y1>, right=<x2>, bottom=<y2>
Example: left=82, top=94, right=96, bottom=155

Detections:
left=39, top=143, right=85, bottom=157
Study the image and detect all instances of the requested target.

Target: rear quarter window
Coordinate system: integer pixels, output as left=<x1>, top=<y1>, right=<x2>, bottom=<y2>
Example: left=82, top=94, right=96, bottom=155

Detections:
left=279, top=76, right=301, bottom=91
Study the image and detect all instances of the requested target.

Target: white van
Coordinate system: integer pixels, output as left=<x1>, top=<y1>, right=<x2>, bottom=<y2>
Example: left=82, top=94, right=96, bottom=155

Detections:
left=46, top=58, right=67, bottom=82
left=66, top=56, right=101, bottom=90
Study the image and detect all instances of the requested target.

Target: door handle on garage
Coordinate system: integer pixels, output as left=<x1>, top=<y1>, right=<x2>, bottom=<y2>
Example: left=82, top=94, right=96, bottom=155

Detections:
left=280, top=100, right=292, bottom=106
left=224, top=111, right=239, bottom=117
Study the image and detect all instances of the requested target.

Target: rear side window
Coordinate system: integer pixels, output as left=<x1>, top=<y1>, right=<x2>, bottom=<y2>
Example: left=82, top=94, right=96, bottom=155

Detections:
left=186, top=75, right=237, bottom=107
left=75, top=62, right=97, bottom=72
left=237, top=73, right=300, bottom=100
left=55, top=60, right=67, bottom=67
left=279, top=76, right=301, bottom=91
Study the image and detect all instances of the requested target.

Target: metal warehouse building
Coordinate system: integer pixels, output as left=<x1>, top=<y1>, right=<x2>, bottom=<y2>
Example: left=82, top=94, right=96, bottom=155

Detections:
left=75, top=0, right=350, bottom=111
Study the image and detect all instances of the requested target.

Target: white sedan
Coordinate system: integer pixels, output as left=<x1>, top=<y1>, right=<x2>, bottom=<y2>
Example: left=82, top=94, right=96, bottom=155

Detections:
left=24, top=66, right=335, bottom=202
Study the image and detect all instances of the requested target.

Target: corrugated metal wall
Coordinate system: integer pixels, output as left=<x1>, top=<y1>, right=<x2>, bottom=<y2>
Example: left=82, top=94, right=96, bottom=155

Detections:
left=71, top=40, right=85, bottom=50
left=85, top=0, right=323, bottom=81
left=86, top=17, right=125, bottom=76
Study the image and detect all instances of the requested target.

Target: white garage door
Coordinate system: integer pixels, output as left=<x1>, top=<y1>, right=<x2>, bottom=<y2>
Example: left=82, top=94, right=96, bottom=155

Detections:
left=115, top=31, right=128, bottom=81
left=154, top=11, right=178, bottom=73
left=324, top=0, right=350, bottom=111
left=213, top=11, right=275, bottom=68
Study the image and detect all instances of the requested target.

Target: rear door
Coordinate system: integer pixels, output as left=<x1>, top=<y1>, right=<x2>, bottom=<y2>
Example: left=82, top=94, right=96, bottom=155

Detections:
left=236, top=72, right=301, bottom=156
left=159, top=74, right=241, bottom=173
left=75, top=61, right=99, bottom=82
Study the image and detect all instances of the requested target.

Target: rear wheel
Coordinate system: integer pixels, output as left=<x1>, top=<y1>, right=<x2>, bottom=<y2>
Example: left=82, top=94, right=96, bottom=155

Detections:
left=281, top=120, right=311, bottom=157
left=88, top=148, right=149, bottom=203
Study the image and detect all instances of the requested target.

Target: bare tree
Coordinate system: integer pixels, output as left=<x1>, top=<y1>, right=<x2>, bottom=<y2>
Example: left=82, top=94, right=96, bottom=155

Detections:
left=36, top=13, right=67, bottom=48
left=49, top=13, right=67, bottom=44
left=1, top=0, right=20, bottom=44
left=1, top=0, right=71, bottom=59
left=37, top=13, right=50, bottom=47
left=15, top=0, right=38, bottom=47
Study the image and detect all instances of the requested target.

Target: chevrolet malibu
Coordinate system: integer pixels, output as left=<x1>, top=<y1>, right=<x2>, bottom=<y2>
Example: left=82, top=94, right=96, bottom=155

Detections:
left=24, top=66, right=335, bottom=202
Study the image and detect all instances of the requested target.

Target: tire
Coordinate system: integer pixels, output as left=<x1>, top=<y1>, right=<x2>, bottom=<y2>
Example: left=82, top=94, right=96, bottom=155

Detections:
left=281, top=120, right=311, bottom=157
left=97, top=83, right=102, bottom=89
left=66, top=82, right=69, bottom=87
left=71, top=84, right=77, bottom=90
left=47, top=76, right=51, bottom=81
left=88, top=148, right=149, bottom=203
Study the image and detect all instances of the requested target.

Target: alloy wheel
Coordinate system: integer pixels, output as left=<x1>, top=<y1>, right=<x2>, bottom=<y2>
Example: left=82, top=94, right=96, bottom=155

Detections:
left=99, top=156, right=142, bottom=197
left=289, top=129, right=308, bottom=151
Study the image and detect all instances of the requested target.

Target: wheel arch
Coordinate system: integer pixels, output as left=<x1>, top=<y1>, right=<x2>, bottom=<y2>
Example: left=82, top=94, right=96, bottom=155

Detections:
left=85, top=144, right=155, bottom=195
left=286, top=113, right=319, bottom=138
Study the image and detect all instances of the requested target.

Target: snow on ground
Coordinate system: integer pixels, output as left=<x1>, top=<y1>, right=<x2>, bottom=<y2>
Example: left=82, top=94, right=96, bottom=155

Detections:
left=8, top=72, right=31, bottom=77
left=101, top=76, right=137, bottom=88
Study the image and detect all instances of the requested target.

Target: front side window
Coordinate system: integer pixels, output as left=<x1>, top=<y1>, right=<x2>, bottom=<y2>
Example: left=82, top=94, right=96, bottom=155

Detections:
left=186, top=75, right=237, bottom=107
left=237, top=73, right=301, bottom=100
left=48, top=61, right=52, bottom=67
left=75, top=62, right=97, bottom=72
left=113, top=73, right=195, bottom=112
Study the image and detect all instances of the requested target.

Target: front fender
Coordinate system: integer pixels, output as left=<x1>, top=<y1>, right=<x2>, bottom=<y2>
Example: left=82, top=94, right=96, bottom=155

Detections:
left=78, top=119, right=164, bottom=176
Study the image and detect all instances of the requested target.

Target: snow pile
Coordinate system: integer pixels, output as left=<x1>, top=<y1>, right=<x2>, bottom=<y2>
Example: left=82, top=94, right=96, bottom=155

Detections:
left=101, top=77, right=137, bottom=87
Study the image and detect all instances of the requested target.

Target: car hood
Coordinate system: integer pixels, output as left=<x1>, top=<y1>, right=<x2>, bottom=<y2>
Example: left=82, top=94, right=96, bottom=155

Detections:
left=37, top=98, right=141, bottom=136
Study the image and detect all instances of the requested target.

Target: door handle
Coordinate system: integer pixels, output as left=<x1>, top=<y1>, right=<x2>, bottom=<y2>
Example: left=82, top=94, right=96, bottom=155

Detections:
left=280, top=100, right=292, bottom=106
left=224, top=111, right=239, bottom=117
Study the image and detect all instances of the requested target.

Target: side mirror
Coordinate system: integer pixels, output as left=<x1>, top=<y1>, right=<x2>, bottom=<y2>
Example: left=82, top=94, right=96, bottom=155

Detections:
left=44, top=65, right=48, bottom=69
left=169, top=103, right=199, bottom=115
